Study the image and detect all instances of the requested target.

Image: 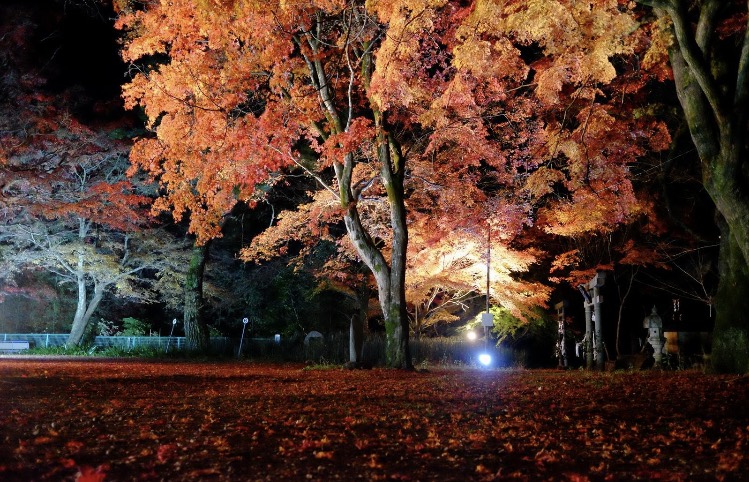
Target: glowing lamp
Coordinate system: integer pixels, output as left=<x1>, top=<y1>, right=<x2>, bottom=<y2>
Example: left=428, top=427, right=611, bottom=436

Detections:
left=478, top=353, right=492, bottom=366
left=466, top=331, right=478, bottom=341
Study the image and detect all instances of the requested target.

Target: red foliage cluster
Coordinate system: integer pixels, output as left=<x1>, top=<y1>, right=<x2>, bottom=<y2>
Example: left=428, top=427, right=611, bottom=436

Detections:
left=1, top=360, right=747, bottom=481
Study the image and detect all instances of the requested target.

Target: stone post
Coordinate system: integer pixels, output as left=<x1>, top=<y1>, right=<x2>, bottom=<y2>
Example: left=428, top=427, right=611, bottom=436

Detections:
left=579, top=272, right=606, bottom=370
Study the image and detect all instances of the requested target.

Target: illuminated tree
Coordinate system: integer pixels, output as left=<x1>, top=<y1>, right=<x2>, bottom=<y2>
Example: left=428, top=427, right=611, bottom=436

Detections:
left=0, top=118, right=172, bottom=346
left=0, top=1, right=177, bottom=346
left=406, top=227, right=550, bottom=337
left=117, top=0, right=665, bottom=367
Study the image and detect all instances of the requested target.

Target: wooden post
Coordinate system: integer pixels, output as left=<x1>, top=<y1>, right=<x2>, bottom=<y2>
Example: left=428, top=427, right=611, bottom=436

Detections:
left=589, top=272, right=606, bottom=371
left=584, top=301, right=594, bottom=369
left=555, top=301, right=569, bottom=368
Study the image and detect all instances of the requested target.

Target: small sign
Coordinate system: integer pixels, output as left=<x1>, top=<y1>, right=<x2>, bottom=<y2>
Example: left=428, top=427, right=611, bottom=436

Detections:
left=481, top=312, right=494, bottom=327
left=274, top=334, right=281, bottom=344
left=242, top=317, right=249, bottom=325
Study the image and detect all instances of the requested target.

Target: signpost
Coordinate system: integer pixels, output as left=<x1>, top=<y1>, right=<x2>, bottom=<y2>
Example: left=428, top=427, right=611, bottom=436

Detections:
left=165, top=318, right=177, bottom=353
left=238, top=317, right=249, bottom=358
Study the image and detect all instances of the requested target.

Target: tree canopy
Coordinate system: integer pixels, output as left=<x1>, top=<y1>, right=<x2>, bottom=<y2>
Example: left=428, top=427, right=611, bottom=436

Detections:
left=115, top=0, right=671, bottom=366
left=2, top=0, right=744, bottom=371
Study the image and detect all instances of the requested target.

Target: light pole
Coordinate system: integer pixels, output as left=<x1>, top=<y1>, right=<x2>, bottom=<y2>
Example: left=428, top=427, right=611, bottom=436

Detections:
left=479, top=222, right=494, bottom=367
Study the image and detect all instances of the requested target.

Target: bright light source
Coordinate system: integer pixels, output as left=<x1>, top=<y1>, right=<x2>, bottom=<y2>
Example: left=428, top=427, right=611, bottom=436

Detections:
left=466, top=331, right=477, bottom=341
left=478, top=353, right=492, bottom=366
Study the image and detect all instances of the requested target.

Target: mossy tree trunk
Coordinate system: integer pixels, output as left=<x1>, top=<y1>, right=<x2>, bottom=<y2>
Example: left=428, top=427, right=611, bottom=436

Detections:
left=340, top=133, right=411, bottom=369
left=303, top=28, right=412, bottom=369
left=640, top=0, right=749, bottom=372
left=184, top=241, right=210, bottom=351
left=712, top=219, right=749, bottom=372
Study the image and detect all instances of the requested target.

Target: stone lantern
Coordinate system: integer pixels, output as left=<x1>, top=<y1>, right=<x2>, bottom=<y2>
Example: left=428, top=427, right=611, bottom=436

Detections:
left=643, top=306, right=665, bottom=363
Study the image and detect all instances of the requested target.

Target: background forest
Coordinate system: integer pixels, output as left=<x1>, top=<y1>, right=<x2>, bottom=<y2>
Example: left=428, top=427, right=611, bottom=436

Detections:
left=0, top=0, right=744, bottom=370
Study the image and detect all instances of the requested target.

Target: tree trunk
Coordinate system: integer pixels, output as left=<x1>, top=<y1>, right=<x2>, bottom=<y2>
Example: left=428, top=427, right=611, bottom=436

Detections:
left=615, top=268, right=637, bottom=360
left=184, top=241, right=210, bottom=351
left=651, top=1, right=749, bottom=372
left=66, top=246, right=106, bottom=347
left=66, top=279, right=105, bottom=347
left=712, top=219, right=749, bottom=372
left=349, top=284, right=370, bottom=365
left=305, top=27, right=411, bottom=368
left=337, top=132, right=411, bottom=368
left=343, top=203, right=411, bottom=368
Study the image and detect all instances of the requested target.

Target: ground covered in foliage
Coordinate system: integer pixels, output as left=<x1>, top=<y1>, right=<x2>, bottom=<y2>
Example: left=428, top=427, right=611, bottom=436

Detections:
left=1, top=359, right=748, bottom=481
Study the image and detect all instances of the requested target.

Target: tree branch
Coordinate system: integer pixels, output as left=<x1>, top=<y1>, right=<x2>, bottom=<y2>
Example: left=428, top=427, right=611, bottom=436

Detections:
left=734, top=0, right=749, bottom=131
left=695, top=0, right=721, bottom=52
left=665, top=1, right=727, bottom=129
left=267, top=144, right=340, bottom=201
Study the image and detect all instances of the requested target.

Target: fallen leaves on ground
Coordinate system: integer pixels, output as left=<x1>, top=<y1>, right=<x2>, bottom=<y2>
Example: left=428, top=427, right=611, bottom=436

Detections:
left=1, top=360, right=747, bottom=481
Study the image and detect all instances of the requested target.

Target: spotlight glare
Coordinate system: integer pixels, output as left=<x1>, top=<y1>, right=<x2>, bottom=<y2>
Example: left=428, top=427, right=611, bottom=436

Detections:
left=466, top=331, right=477, bottom=341
left=478, top=353, right=492, bottom=366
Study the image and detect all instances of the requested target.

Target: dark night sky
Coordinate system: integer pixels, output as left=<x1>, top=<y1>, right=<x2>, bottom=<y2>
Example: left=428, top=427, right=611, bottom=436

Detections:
left=45, top=3, right=123, bottom=99
left=3, top=0, right=127, bottom=121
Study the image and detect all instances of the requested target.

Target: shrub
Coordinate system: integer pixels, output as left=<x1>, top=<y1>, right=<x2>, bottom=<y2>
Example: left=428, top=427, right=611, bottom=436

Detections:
left=122, top=317, right=150, bottom=336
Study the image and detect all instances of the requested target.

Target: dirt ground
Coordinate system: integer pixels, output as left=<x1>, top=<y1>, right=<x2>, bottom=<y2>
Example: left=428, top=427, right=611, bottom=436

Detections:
left=1, top=358, right=748, bottom=481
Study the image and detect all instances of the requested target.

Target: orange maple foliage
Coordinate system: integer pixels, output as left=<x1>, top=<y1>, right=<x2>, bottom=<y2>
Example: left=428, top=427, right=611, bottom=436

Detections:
left=118, top=0, right=669, bottom=357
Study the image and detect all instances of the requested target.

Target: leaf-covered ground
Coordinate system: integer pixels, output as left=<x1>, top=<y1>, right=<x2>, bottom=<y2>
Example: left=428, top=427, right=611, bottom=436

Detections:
left=1, top=360, right=748, bottom=481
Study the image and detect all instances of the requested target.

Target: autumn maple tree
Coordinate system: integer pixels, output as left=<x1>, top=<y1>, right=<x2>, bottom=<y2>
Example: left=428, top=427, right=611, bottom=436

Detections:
left=0, top=118, right=166, bottom=347
left=0, top=115, right=171, bottom=346
left=117, top=0, right=667, bottom=367
left=0, top=4, right=178, bottom=346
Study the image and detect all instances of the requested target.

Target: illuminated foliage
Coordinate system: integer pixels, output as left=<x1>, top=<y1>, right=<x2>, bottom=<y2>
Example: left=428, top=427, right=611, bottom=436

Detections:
left=0, top=132, right=173, bottom=345
left=0, top=8, right=174, bottom=345
left=118, top=0, right=668, bottom=364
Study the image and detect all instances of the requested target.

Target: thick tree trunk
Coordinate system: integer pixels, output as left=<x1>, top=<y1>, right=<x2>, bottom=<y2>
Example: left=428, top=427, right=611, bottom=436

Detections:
left=655, top=1, right=749, bottom=372
left=184, top=241, right=210, bottom=351
left=338, top=133, right=411, bottom=368
left=343, top=205, right=411, bottom=368
left=712, top=219, right=749, bottom=372
left=381, top=138, right=411, bottom=368
left=348, top=285, right=370, bottom=365
left=305, top=26, right=411, bottom=368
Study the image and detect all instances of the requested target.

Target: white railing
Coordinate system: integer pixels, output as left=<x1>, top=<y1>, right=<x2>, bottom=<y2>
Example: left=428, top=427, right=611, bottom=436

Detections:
left=0, top=333, right=232, bottom=351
